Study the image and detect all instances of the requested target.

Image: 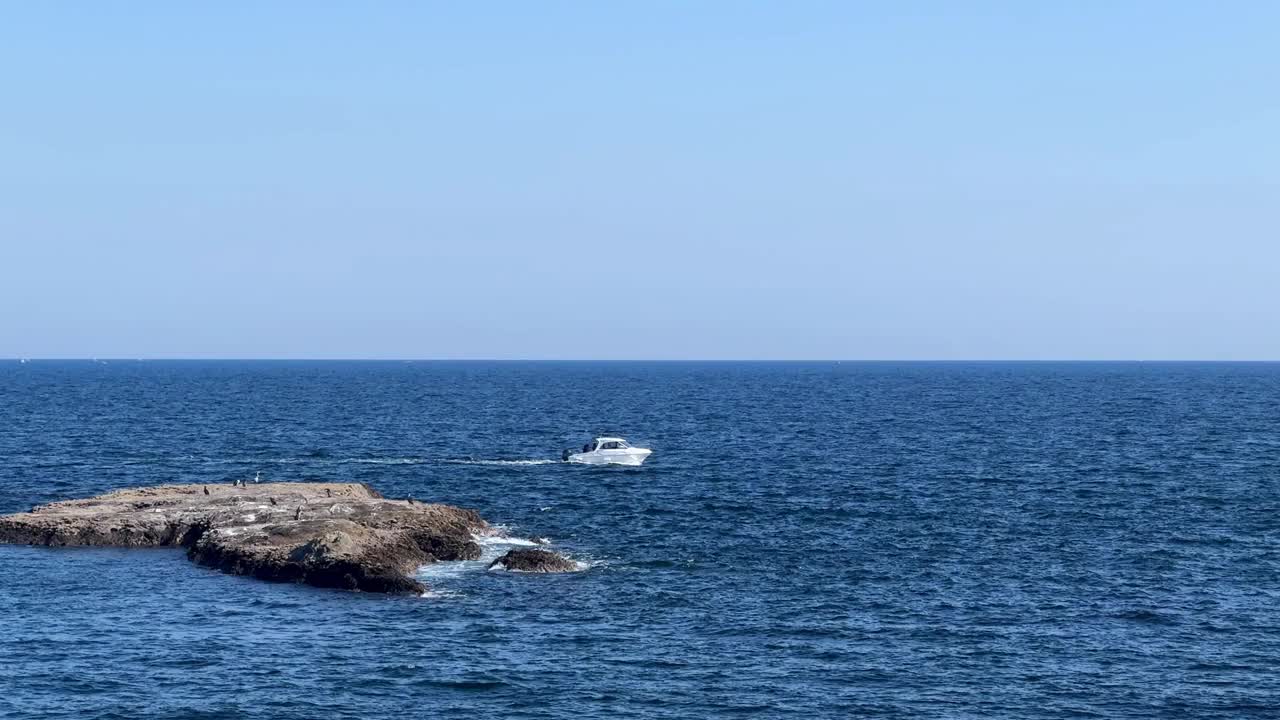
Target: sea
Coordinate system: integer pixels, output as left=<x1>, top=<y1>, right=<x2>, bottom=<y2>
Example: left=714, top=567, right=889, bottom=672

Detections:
left=1, top=360, right=1278, bottom=719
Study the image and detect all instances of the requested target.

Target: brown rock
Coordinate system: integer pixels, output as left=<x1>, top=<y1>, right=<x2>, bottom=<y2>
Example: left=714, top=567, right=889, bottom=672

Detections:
left=0, top=483, right=486, bottom=594
left=488, top=548, right=579, bottom=573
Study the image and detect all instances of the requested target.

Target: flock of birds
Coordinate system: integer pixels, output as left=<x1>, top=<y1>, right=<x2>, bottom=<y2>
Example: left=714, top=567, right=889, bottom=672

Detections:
left=199, top=472, right=373, bottom=523
left=201, top=471, right=262, bottom=495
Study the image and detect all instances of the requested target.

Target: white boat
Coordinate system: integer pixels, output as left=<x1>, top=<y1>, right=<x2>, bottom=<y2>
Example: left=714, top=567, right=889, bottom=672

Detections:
left=563, top=437, right=652, bottom=466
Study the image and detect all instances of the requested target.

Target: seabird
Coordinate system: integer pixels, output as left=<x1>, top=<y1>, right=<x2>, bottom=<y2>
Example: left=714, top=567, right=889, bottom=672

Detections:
left=253, top=471, right=261, bottom=483
left=407, top=495, right=415, bottom=505
left=269, top=497, right=277, bottom=506
left=294, top=506, right=302, bottom=520
left=326, top=488, right=332, bottom=498
left=203, top=486, right=210, bottom=496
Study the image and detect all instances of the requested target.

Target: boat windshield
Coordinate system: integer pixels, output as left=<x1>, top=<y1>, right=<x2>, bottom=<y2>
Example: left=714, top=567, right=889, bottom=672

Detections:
left=600, top=440, right=629, bottom=450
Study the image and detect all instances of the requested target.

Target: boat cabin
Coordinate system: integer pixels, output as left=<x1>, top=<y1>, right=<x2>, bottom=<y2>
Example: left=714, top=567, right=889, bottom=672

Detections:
left=565, top=435, right=652, bottom=465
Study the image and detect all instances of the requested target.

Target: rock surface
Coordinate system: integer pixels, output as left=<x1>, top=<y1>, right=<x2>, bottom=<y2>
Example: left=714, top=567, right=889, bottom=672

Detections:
left=489, top=548, right=580, bottom=573
left=0, top=483, right=490, bottom=594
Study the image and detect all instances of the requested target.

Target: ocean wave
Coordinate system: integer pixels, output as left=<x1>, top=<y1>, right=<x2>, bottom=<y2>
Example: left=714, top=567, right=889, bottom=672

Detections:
left=473, top=531, right=539, bottom=548
left=1112, top=608, right=1180, bottom=625
left=417, top=588, right=464, bottom=600
left=414, top=531, right=545, bottom=586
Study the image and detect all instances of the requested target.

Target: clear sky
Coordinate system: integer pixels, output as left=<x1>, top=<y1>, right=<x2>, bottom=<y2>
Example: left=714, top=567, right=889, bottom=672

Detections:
left=2, top=3, right=1277, bottom=359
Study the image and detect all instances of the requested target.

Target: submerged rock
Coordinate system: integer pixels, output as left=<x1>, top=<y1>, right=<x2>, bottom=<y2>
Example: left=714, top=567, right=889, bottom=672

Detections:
left=0, top=483, right=485, bottom=594
left=489, top=548, right=579, bottom=573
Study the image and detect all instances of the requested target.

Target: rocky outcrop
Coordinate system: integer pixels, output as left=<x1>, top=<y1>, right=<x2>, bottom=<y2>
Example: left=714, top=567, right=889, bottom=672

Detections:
left=489, top=548, right=579, bottom=573
left=0, top=483, right=488, bottom=594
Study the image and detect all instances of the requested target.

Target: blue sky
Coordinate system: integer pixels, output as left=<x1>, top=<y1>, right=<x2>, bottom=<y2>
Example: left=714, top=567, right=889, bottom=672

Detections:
left=2, top=3, right=1276, bottom=359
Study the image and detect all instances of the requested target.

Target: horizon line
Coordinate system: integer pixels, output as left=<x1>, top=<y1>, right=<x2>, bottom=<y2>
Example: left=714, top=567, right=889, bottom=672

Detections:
left=6, top=358, right=1280, bottom=363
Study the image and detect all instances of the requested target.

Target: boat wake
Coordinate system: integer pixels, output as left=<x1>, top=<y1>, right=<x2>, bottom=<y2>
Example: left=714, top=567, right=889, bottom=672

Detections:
left=335, top=457, right=428, bottom=465
left=442, top=459, right=557, bottom=466
left=174, top=455, right=557, bottom=469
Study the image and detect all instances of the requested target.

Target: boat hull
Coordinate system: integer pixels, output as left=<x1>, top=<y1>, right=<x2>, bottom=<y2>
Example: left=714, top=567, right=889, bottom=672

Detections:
left=567, top=449, right=652, bottom=466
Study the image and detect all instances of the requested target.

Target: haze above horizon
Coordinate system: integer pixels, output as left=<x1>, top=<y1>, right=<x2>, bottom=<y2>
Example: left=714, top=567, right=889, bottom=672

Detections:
left=3, top=4, right=1277, bottom=360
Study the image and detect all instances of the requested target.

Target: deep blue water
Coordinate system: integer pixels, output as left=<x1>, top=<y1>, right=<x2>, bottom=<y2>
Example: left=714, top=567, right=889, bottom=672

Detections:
left=2, top=361, right=1279, bottom=719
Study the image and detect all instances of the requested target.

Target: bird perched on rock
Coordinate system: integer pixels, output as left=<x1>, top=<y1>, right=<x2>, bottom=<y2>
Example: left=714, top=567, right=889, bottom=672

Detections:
left=269, top=497, right=277, bottom=506
left=253, top=471, right=261, bottom=483
left=326, top=488, right=332, bottom=498
left=202, top=486, right=209, bottom=496
left=407, top=495, right=415, bottom=505
left=294, top=506, right=302, bottom=520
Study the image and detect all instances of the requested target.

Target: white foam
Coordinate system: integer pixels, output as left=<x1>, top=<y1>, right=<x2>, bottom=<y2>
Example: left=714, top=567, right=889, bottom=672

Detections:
left=474, top=532, right=538, bottom=548
left=417, top=560, right=484, bottom=582
left=414, top=530, right=542, bottom=589
left=336, top=458, right=427, bottom=465
left=418, top=588, right=464, bottom=599
left=472, top=533, right=538, bottom=566
left=443, top=459, right=556, bottom=466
